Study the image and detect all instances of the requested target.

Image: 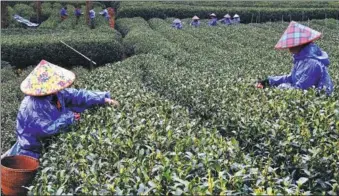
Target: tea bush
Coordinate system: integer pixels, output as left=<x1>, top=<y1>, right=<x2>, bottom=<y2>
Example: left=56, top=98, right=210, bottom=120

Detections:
left=2, top=18, right=338, bottom=195
left=118, top=2, right=339, bottom=22
left=2, top=3, right=123, bottom=68
left=1, top=65, right=34, bottom=150
left=1, top=32, right=123, bottom=68
left=159, top=1, right=339, bottom=8
left=7, top=3, right=35, bottom=28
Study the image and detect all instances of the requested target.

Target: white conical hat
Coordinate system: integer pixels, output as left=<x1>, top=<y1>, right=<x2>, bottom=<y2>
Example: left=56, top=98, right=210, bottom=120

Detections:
left=234, top=14, right=239, bottom=18
left=224, top=14, right=231, bottom=18
left=192, top=15, right=199, bottom=20
left=20, top=60, right=75, bottom=96
left=210, top=13, right=216, bottom=17
left=173, top=19, right=181, bottom=23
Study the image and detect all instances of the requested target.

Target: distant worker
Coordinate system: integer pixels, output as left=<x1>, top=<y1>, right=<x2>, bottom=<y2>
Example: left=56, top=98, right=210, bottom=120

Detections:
left=89, top=7, right=96, bottom=29
left=0, top=60, right=120, bottom=159
left=190, top=15, right=200, bottom=27
left=220, top=14, right=232, bottom=25
left=60, top=6, right=68, bottom=21
left=257, top=21, right=333, bottom=95
left=208, top=13, right=218, bottom=26
left=107, top=7, right=115, bottom=28
left=233, top=14, right=240, bottom=24
left=172, top=19, right=183, bottom=29
left=74, top=6, right=83, bottom=25
left=100, top=7, right=110, bottom=20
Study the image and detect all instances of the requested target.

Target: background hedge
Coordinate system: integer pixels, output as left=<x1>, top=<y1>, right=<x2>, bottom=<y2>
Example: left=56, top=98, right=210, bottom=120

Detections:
left=2, top=2, right=123, bottom=68
left=1, top=30, right=123, bottom=68
left=118, top=2, right=339, bottom=23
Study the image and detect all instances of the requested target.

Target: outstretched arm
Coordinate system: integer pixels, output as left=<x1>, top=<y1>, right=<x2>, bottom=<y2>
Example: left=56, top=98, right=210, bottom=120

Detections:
left=268, top=73, right=292, bottom=87
left=61, top=88, right=119, bottom=112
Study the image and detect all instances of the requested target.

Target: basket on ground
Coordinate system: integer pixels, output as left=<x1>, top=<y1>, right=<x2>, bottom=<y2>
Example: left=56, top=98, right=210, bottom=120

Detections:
left=1, top=155, right=39, bottom=195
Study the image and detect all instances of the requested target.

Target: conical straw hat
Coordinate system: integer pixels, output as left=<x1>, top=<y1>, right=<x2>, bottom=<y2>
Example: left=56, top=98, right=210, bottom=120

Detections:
left=192, top=15, right=199, bottom=20
left=275, top=21, right=322, bottom=49
left=224, top=14, right=231, bottom=18
left=173, top=19, right=181, bottom=23
left=20, top=60, right=75, bottom=96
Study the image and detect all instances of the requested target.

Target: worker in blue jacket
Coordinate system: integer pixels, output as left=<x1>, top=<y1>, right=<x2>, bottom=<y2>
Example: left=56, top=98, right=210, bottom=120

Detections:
left=1, top=60, right=120, bottom=160
left=220, top=14, right=232, bottom=25
left=257, top=21, right=333, bottom=95
left=60, top=6, right=68, bottom=21
left=208, top=13, right=218, bottom=26
left=190, top=16, right=200, bottom=27
left=89, top=7, right=96, bottom=29
left=74, top=6, right=82, bottom=25
left=172, top=19, right=183, bottom=29
left=100, top=7, right=110, bottom=20
left=232, top=14, right=240, bottom=24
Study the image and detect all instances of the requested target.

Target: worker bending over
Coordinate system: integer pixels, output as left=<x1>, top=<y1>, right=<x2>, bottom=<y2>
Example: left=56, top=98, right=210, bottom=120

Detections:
left=1, top=60, right=119, bottom=159
left=257, top=21, right=333, bottom=95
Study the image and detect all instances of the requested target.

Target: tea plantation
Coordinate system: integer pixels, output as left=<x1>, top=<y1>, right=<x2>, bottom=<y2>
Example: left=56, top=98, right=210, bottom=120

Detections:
left=1, top=1, right=339, bottom=195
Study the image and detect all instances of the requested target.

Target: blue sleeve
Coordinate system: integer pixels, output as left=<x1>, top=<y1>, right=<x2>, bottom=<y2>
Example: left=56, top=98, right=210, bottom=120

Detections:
left=61, top=88, right=111, bottom=113
left=35, top=111, right=75, bottom=137
left=268, top=74, right=292, bottom=87
left=292, top=60, right=322, bottom=90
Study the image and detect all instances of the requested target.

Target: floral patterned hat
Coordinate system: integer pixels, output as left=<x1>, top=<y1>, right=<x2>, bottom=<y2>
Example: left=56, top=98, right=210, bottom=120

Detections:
left=275, top=21, right=322, bottom=49
left=20, top=60, right=75, bottom=96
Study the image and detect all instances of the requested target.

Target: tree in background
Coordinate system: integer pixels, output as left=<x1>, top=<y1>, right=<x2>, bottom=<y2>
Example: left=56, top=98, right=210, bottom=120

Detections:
left=1, top=1, right=9, bottom=28
left=33, top=1, right=41, bottom=23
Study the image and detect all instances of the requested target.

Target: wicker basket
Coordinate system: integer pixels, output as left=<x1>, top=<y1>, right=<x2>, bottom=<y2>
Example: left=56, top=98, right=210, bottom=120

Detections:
left=1, top=155, right=39, bottom=195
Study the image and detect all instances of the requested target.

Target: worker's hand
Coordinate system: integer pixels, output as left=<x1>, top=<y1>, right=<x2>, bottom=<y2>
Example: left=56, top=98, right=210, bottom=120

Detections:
left=74, top=112, right=81, bottom=121
left=105, top=98, right=120, bottom=107
left=257, top=78, right=269, bottom=89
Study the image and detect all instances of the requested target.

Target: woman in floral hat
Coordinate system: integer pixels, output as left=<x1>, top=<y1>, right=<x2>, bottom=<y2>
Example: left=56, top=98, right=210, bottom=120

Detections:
left=257, top=21, right=333, bottom=95
left=1, top=60, right=119, bottom=159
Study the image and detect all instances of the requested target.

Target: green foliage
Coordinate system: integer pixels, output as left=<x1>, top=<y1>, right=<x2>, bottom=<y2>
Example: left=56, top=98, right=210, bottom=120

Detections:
left=12, top=3, right=35, bottom=18
left=2, top=3, right=123, bottom=68
left=41, top=2, right=54, bottom=19
left=158, top=1, right=339, bottom=8
left=115, top=17, right=150, bottom=36
left=1, top=17, right=339, bottom=195
left=7, top=4, right=35, bottom=28
left=1, top=29, right=123, bottom=68
left=118, top=2, right=339, bottom=22
left=1, top=65, right=34, bottom=150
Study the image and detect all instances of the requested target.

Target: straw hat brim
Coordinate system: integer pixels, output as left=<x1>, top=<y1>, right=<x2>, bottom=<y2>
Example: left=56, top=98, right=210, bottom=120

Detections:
left=274, top=21, right=322, bottom=49
left=275, top=36, right=321, bottom=50
left=173, top=19, right=181, bottom=23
